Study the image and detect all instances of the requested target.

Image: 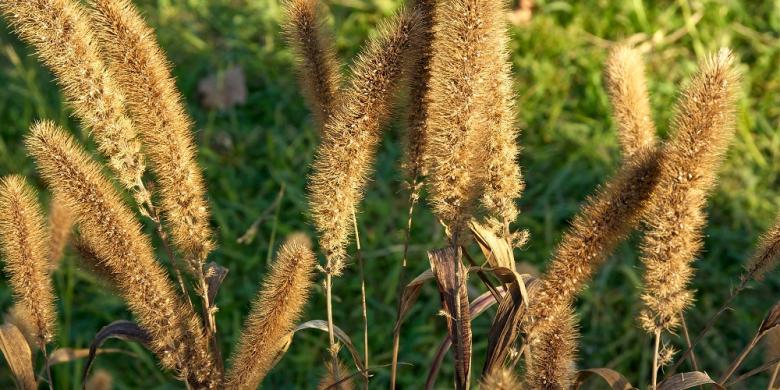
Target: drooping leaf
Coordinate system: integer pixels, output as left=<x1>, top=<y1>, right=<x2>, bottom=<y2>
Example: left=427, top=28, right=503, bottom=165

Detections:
left=0, top=323, right=36, bottom=390
left=482, top=272, right=536, bottom=376
left=659, top=371, right=723, bottom=390
left=205, top=262, right=229, bottom=304
left=82, top=320, right=151, bottom=382
left=284, top=320, right=366, bottom=374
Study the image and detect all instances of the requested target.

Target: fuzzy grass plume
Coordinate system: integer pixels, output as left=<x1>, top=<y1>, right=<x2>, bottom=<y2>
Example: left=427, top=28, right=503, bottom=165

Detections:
left=604, top=45, right=657, bottom=157
left=526, top=146, right=662, bottom=334
left=402, top=0, right=435, bottom=184
left=88, top=0, right=214, bottom=273
left=307, top=7, right=420, bottom=275
left=0, top=176, right=57, bottom=347
left=0, top=0, right=146, bottom=199
left=47, top=194, right=73, bottom=267
left=525, top=307, right=579, bottom=390
left=424, top=0, right=518, bottom=241
left=480, top=366, right=521, bottom=390
left=283, top=0, right=342, bottom=130
left=317, top=359, right=355, bottom=390
left=477, top=0, right=524, bottom=231
left=25, top=122, right=219, bottom=388
left=639, top=49, right=739, bottom=333
left=743, top=212, right=780, bottom=282
left=226, top=234, right=317, bottom=389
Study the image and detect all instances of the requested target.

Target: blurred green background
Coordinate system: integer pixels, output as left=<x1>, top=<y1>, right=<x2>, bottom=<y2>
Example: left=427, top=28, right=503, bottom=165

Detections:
left=1, top=0, right=779, bottom=388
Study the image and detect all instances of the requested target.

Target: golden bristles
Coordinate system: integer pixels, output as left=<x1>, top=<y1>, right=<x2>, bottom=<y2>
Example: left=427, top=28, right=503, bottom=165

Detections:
left=307, top=7, right=421, bottom=276
left=402, top=0, right=435, bottom=183
left=0, top=176, right=57, bottom=347
left=526, top=146, right=662, bottom=334
left=317, top=359, right=354, bottom=390
left=604, top=45, right=657, bottom=157
left=226, top=234, right=317, bottom=389
left=88, top=0, right=214, bottom=273
left=524, top=307, right=579, bottom=390
left=0, top=0, right=146, bottom=198
left=283, top=0, right=342, bottom=130
left=25, top=122, right=220, bottom=388
left=47, top=193, right=73, bottom=267
left=480, top=366, right=521, bottom=390
left=424, top=0, right=522, bottom=242
left=639, top=49, right=740, bottom=333
left=744, top=213, right=780, bottom=282
left=477, top=0, right=524, bottom=230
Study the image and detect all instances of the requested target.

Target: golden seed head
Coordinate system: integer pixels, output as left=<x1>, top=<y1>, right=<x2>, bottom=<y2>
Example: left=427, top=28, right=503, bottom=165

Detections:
left=639, top=49, right=739, bottom=333
left=604, top=45, right=657, bottom=157
left=525, top=306, right=579, bottom=390
left=283, top=0, right=342, bottom=131
left=88, top=0, right=214, bottom=274
left=0, top=176, right=57, bottom=347
left=47, top=193, right=73, bottom=267
left=226, top=234, right=317, bottom=389
left=480, top=366, right=521, bottom=390
left=308, top=7, right=421, bottom=275
left=25, top=122, right=220, bottom=388
left=317, top=360, right=355, bottom=390
left=0, top=0, right=146, bottom=194
left=744, top=212, right=780, bottom=282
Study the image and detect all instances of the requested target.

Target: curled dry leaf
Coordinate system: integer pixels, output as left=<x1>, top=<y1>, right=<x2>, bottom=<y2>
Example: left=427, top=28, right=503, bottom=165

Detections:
left=82, top=320, right=151, bottom=383
left=0, top=323, right=36, bottom=390
left=428, top=247, right=472, bottom=390
left=470, top=220, right=515, bottom=271
left=574, top=368, right=635, bottom=390
left=658, top=371, right=723, bottom=390
left=278, top=320, right=366, bottom=374
left=426, top=291, right=503, bottom=390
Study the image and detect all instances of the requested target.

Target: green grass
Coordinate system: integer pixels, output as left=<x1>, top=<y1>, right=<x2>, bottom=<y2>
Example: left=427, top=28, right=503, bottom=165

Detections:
left=0, top=0, right=779, bottom=388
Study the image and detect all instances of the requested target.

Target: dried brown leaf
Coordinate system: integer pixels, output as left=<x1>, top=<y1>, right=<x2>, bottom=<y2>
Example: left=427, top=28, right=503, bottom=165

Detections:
left=0, top=323, right=36, bottom=390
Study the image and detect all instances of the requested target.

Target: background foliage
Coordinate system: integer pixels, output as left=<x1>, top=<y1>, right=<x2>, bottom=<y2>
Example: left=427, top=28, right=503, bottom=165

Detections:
left=0, top=0, right=779, bottom=388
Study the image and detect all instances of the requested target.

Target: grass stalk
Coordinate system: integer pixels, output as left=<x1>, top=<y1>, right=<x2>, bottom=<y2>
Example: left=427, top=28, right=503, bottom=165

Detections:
left=652, top=329, right=660, bottom=390
left=353, top=212, right=369, bottom=389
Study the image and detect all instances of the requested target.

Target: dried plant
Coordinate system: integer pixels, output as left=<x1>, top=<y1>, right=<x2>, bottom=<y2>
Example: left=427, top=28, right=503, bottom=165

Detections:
left=88, top=0, right=215, bottom=277
left=0, top=1, right=777, bottom=388
left=424, top=0, right=494, bottom=243
left=85, top=369, right=113, bottom=390
left=0, top=176, right=57, bottom=349
left=604, top=45, right=657, bottom=157
left=318, top=359, right=355, bottom=390
left=25, top=122, right=220, bottom=388
left=479, top=366, right=521, bottom=390
left=638, top=50, right=739, bottom=334
left=0, top=0, right=149, bottom=205
left=283, top=0, right=342, bottom=130
left=226, top=234, right=317, bottom=389
left=47, top=193, right=73, bottom=267
left=525, top=307, right=579, bottom=390
left=307, top=7, right=421, bottom=276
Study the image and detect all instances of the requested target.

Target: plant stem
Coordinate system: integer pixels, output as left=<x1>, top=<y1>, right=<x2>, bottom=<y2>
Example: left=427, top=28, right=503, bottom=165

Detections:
left=667, top=281, right=746, bottom=377
left=41, top=342, right=53, bottom=390
left=652, top=329, right=660, bottom=390
left=679, top=312, right=700, bottom=372
left=325, top=273, right=341, bottom=387
left=352, top=212, right=369, bottom=389
left=391, top=178, right=420, bottom=390
left=769, top=362, right=780, bottom=390
left=719, top=329, right=762, bottom=385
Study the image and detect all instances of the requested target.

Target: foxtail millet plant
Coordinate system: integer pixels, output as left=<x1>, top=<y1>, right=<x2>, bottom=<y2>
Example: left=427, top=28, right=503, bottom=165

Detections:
left=0, top=176, right=57, bottom=350
left=604, top=45, right=658, bottom=158
left=0, top=0, right=151, bottom=208
left=282, top=0, right=343, bottom=131
left=638, top=50, right=740, bottom=336
left=26, top=122, right=221, bottom=388
left=2, top=0, right=780, bottom=388
left=225, top=234, right=317, bottom=389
